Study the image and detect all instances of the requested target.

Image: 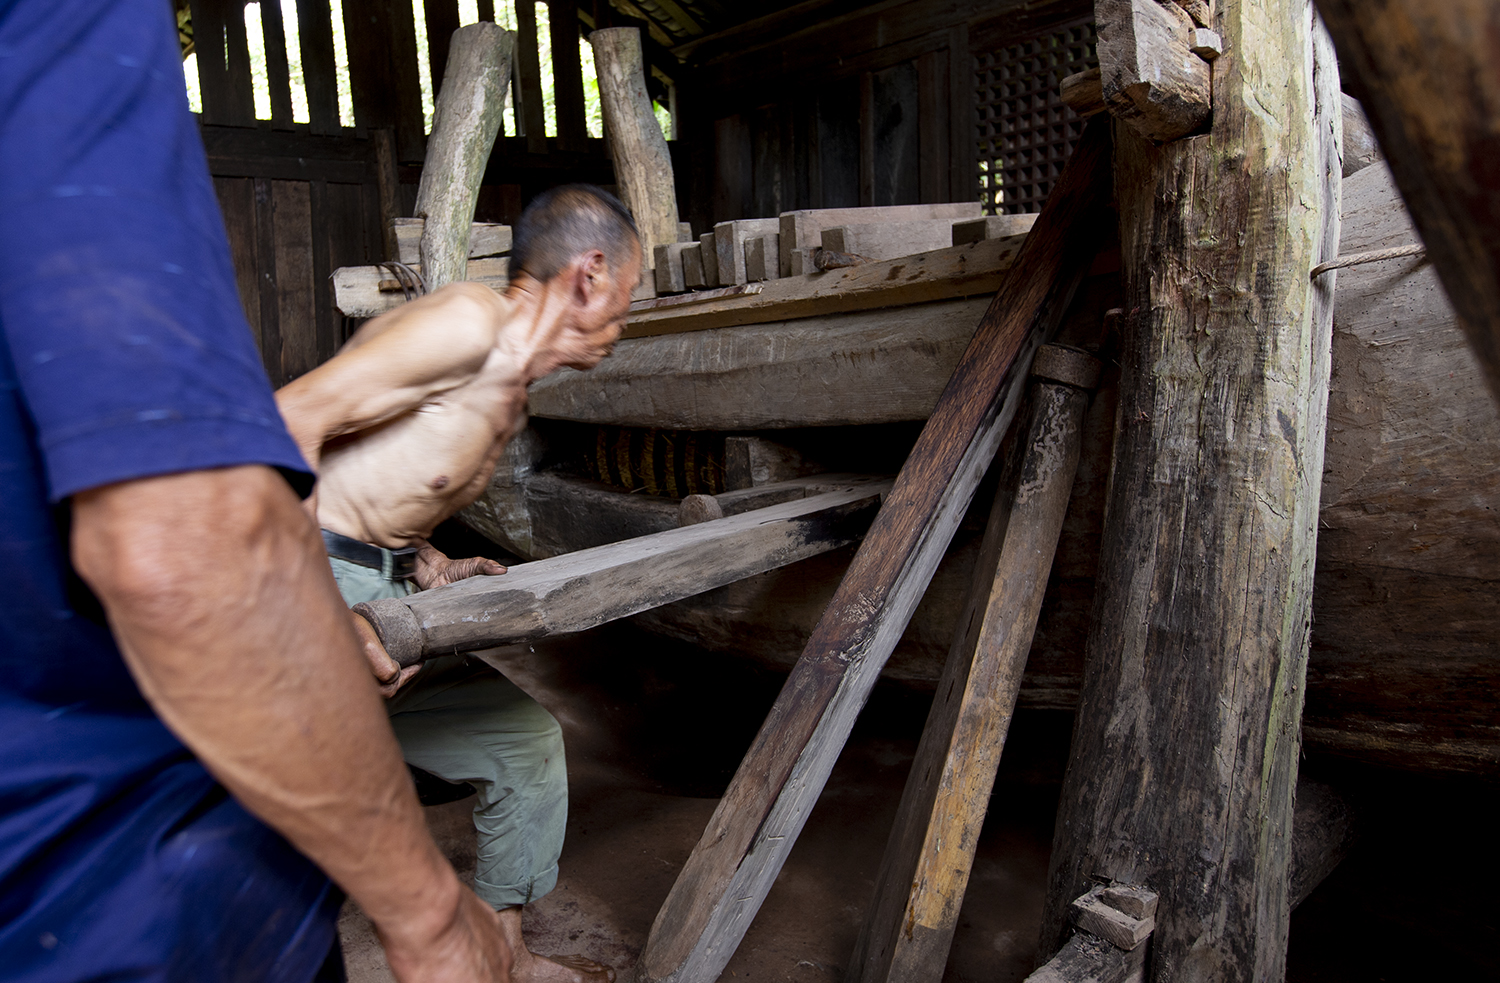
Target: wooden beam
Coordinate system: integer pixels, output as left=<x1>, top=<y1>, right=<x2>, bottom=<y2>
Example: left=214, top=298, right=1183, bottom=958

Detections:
left=1023, top=932, right=1144, bottom=983
left=526, top=296, right=992, bottom=428
left=334, top=257, right=509, bottom=316
left=591, top=27, right=680, bottom=267
left=1313, top=0, right=1500, bottom=407
left=414, top=23, right=514, bottom=290
left=632, top=116, right=1114, bottom=983
left=295, top=0, right=342, bottom=134
left=259, top=0, right=295, bottom=129
left=354, top=482, right=888, bottom=666
left=548, top=0, right=589, bottom=149
left=424, top=0, right=462, bottom=103
left=820, top=220, right=963, bottom=261
left=847, top=346, right=1101, bottom=983
left=1037, top=4, right=1340, bottom=979
left=393, top=218, right=511, bottom=265
left=779, top=202, right=981, bottom=278
left=951, top=214, right=1038, bottom=245
left=712, top=218, right=778, bottom=286
left=1096, top=0, right=1212, bottom=142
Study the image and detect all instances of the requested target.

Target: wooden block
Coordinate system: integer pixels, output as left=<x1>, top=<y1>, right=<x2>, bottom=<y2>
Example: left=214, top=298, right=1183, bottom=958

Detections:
left=1190, top=28, right=1223, bottom=60
left=820, top=221, right=963, bottom=262
left=698, top=232, right=720, bottom=287
left=778, top=202, right=983, bottom=277
left=1097, top=0, right=1212, bottom=142
left=714, top=218, right=779, bottom=285
left=1172, top=0, right=1212, bottom=27
left=724, top=437, right=819, bottom=490
left=1099, top=885, right=1159, bottom=921
left=677, top=494, right=724, bottom=526
left=1060, top=67, right=1107, bottom=118
left=354, top=483, right=888, bottom=666
left=633, top=117, right=1115, bottom=983
left=678, top=221, right=694, bottom=242
left=786, top=247, right=817, bottom=276
left=393, top=217, right=512, bottom=264
left=334, top=257, right=510, bottom=317
left=952, top=214, right=1040, bottom=246
left=1069, top=890, right=1154, bottom=951
left=744, top=234, right=782, bottom=282
left=653, top=242, right=690, bottom=294
left=681, top=243, right=708, bottom=289
left=1023, top=932, right=1143, bottom=983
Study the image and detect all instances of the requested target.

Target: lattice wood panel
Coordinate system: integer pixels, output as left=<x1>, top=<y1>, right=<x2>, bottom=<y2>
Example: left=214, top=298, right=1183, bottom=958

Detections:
left=975, top=19, right=1098, bottom=215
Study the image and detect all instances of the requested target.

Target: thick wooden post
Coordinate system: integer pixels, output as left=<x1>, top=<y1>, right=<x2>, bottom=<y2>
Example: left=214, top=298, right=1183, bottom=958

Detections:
left=414, top=24, right=514, bottom=291
left=847, top=346, right=1102, bottom=983
left=1038, top=2, right=1341, bottom=981
left=589, top=27, right=679, bottom=269
left=1314, top=0, right=1500, bottom=407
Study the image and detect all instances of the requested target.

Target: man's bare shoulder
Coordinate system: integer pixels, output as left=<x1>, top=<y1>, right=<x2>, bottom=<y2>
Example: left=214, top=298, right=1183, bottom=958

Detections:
left=342, top=282, right=512, bottom=365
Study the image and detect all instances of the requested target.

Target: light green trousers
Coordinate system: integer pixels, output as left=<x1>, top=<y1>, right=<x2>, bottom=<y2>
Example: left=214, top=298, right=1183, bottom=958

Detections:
left=330, top=555, right=565, bottom=907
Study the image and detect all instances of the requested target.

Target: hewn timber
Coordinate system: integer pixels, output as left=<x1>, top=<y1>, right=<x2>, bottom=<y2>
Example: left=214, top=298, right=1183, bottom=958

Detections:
left=1096, top=0, right=1212, bottom=142
left=393, top=218, right=511, bottom=265
left=590, top=28, right=679, bottom=268
left=1038, top=6, right=1340, bottom=983
left=334, top=258, right=509, bottom=317
left=779, top=202, right=982, bottom=278
left=848, top=348, right=1099, bottom=983
left=356, top=483, right=887, bottom=666
left=1315, top=0, right=1500, bottom=406
left=413, top=24, right=514, bottom=290
left=633, top=117, right=1114, bottom=983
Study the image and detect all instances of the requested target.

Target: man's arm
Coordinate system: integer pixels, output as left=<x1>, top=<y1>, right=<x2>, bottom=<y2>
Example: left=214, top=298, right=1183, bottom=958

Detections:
left=70, top=464, right=510, bottom=983
left=276, top=283, right=511, bottom=471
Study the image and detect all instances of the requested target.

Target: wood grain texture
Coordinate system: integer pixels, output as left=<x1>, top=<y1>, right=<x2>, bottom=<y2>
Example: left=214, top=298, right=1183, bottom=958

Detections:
left=712, top=218, right=779, bottom=286
left=357, top=484, right=886, bottom=666
left=295, top=0, right=341, bottom=134
left=394, top=218, right=511, bottom=265
left=633, top=117, right=1114, bottom=983
left=527, top=297, right=993, bottom=428
left=848, top=366, right=1096, bottom=983
left=591, top=28, right=680, bottom=263
left=1314, top=0, right=1500, bottom=406
left=272, top=180, right=318, bottom=381
left=1039, top=4, right=1341, bottom=980
left=333, top=257, right=509, bottom=316
left=1023, top=932, right=1144, bottom=983
left=821, top=220, right=962, bottom=261
left=779, top=202, right=982, bottom=277
left=1096, top=0, right=1212, bottom=142
left=414, top=23, right=515, bottom=290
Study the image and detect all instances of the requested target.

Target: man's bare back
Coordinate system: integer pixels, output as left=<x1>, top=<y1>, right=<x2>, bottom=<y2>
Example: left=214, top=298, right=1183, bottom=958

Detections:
left=278, top=246, right=639, bottom=550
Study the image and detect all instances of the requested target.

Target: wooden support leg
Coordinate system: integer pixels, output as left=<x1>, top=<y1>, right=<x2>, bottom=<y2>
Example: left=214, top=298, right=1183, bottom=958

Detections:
left=414, top=23, right=514, bottom=291
left=630, top=117, right=1116, bottom=983
left=1037, top=2, right=1341, bottom=979
left=846, top=344, right=1103, bottom=983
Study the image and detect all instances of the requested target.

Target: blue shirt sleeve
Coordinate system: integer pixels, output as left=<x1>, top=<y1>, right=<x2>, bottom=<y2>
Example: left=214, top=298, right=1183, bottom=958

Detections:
left=0, top=0, right=309, bottom=502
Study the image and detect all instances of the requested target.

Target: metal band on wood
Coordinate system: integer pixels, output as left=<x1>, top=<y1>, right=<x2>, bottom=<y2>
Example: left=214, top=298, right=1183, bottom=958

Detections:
left=1032, top=343, right=1102, bottom=389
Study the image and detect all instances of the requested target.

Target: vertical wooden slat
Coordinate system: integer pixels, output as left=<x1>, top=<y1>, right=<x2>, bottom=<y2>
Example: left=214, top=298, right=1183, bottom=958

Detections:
left=516, top=0, right=548, bottom=153
left=223, top=0, right=257, bottom=127
left=858, top=69, right=874, bottom=206
left=308, top=179, right=337, bottom=365
left=712, top=113, right=751, bottom=221
left=549, top=0, right=588, bottom=149
left=478, top=0, right=496, bottom=21
left=260, top=0, right=295, bottom=129
left=252, top=177, right=283, bottom=385
left=296, top=0, right=341, bottom=134
left=425, top=0, right=462, bottom=102
left=213, top=176, right=262, bottom=346
left=918, top=48, right=947, bottom=203
left=949, top=25, right=973, bottom=209
left=273, top=181, right=318, bottom=381
left=344, top=0, right=426, bottom=159
left=192, top=1, right=230, bottom=125
left=372, top=128, right=402, bottom=259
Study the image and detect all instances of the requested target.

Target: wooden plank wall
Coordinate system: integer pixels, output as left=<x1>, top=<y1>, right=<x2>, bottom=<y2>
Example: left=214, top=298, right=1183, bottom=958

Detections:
left=186, top=0, right=637, bottom=386
left=674, top=0, right=1094, bottom=234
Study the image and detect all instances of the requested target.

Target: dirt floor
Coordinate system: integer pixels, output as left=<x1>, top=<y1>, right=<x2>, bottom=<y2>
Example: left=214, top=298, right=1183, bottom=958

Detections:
left=341, top=620, right=1500, bottom=982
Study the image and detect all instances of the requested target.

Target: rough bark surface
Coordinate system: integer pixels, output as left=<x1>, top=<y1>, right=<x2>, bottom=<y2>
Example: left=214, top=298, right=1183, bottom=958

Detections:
left=1039, top=3, right=1341, bottom=981
left=413, top=23, right=513, bottom=290
left=590, top=28, right=679, bottom=266
left=1315, top=0, right=1500, bottom=407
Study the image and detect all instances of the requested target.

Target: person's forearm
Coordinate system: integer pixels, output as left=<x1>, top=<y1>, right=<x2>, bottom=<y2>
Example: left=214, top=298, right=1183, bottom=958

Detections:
left=70, top=465, right=462, bottom=952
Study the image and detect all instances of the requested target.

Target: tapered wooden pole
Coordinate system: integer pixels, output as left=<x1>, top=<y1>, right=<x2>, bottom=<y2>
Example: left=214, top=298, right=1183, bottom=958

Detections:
left=1314, top=0, right=1500, bottom=407
left=848, top=346, right=1102, bottom=983
left=1038, top=1, right=1341, bottom=980
left=590, top=27, right=679, bottom=270
left=414, top=23, right=513, bottom=290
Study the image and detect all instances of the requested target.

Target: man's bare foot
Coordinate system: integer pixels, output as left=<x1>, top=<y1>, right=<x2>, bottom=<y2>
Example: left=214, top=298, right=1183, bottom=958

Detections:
left=497, top=906, right=617, bottom=983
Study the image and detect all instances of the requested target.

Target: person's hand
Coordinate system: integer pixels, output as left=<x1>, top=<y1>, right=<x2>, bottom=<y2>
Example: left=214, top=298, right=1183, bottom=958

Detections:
left=414, top=544, right=506, bottom=590
left=380, top=885, right=515, bottom=983
left=351, top=611, right=420, bottom=697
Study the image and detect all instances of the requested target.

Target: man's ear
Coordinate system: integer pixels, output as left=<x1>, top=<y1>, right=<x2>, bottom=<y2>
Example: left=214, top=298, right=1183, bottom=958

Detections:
left=571, top=249, right=611, bottom=309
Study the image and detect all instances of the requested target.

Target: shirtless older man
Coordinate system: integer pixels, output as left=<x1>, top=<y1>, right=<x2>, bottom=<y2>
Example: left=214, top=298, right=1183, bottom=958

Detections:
left=277, top=184, right=640, bottom=983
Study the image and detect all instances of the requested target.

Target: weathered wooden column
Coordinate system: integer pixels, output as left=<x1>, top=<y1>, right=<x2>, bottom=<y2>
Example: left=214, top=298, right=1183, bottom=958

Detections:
left=414, top=23, right=514, bottom=291
left=1314, top=0, right=1500, bottom=407
left=1038, top=1, right=1341, bottom=980
left=589, top=27, right=679, bottom=272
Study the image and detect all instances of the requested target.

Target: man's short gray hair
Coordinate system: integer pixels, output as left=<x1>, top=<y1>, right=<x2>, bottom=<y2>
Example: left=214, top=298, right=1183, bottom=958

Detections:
left=509, top=184, right=640, bottom=282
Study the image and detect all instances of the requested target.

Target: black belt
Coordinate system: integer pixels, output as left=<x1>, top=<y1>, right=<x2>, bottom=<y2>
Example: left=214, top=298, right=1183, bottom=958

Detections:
left=321, top=529, right=420, bottom=581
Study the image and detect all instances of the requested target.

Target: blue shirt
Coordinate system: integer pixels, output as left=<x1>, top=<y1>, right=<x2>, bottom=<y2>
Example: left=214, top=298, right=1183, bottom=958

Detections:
left=0, top=0, right=339, bottom=978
